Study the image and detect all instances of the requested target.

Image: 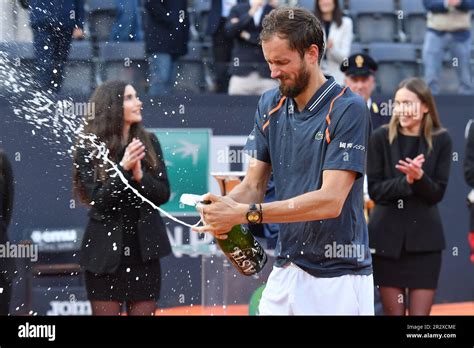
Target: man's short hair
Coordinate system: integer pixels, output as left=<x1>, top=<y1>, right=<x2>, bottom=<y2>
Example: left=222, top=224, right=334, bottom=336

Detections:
left=260, top=7, right=326, bottom=64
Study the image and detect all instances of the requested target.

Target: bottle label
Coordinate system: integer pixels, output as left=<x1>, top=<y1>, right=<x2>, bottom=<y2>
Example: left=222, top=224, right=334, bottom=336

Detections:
left=229, top=247, right=257, bottom=275
left=221, top=225, right=268, bottom=276
left=228, top=242, right=266, bottom=275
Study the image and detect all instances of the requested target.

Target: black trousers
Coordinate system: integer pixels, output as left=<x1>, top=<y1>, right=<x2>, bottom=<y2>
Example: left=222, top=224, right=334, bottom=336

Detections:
left=32, top=23, right=73, bottom=92
left=0, top=275, right=12, bottom=315
left=212, top=18, right=234, bottom=93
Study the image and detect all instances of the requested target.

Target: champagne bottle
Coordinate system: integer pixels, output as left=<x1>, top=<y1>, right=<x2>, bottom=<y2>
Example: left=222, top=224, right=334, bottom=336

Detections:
left=180, top=194, right=268, bottom=276
left=216, top=224, right=267, bottom=276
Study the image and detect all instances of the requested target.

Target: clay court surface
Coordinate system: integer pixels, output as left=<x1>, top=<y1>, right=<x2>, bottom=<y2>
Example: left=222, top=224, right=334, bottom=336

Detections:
left=154, top=302, right=474, bottom=316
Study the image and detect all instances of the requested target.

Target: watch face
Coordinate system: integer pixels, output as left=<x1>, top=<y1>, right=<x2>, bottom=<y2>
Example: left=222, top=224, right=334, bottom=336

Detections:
left=248, top=212, right=260, bottom=223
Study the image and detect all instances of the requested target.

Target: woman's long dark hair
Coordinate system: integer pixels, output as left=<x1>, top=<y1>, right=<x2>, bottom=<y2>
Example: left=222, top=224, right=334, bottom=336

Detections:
left=315, top=0, right=343, bottom=27
left=73, top=80, right=160, bottom=204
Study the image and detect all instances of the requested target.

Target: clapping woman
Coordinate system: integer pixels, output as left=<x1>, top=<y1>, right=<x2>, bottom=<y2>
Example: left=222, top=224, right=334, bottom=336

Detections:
left=367, top=78, right=452, bottom=315
left=73, top=81, right=172, bottom=315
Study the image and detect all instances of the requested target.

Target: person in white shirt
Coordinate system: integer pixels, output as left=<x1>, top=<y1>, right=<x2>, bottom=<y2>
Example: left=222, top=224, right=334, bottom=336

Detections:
left=315, top=0, right=353, bottom=85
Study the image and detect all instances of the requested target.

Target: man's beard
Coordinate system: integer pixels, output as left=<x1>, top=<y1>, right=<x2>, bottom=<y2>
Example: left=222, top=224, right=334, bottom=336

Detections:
left=278, top=62, right=311, bottom=98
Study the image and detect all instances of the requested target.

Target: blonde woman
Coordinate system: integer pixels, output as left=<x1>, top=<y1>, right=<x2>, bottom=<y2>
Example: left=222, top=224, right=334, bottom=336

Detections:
left=367, top=77, right=452, bottom=315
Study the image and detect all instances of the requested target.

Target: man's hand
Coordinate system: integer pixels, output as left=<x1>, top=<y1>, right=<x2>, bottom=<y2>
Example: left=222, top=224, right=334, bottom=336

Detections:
left=240, top=30, right=251, bottom=40
left=395, top=154, right=425, bottom=184
left=192, top=193, right=247, bottom=240
left=72, top=27, right=85, bottom=39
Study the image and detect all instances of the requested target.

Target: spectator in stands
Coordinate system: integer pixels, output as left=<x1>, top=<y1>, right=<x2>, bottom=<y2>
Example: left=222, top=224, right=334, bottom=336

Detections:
left=0, top=149, right=16, bottom=316
left=110, top=0, right=143, bottom=42
left=226, top=0, right=278, bottom=95
left=464, top=120, right=474, bottom=263
left=367, top=77, right=452, bottom=315
left=206, top=0, right=238, bottom=93
left=144, top=0, right=189, bottom=96
left=423, top=0, right=474, bottom=94
left=315, top=0, right=353, bottom=85
left=28, top=0, right=85, bottom=92
left=341, top=53, right=388, bottom=130
left=2, top=0, right=32, bottom=42
left=73, top=81, right=172, bottom=315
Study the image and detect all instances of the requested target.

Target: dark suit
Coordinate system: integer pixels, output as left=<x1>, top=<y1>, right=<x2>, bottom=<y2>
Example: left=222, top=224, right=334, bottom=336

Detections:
left=206, top=0, right=223, bottom=36
left=29, top=0, right=85, bottom=92
left=144, top=0, right=189, bottom=56
left=29, top=0, right=84, bottom=28
left=369, top=100, right=389, bottom=130
left=76, top=133, right=172, bottom=275
left=206, top=0, right=247, bottom=35
left=0, top=151, right=16, bottom=315
left=206, top=0, right=236, bottom=93
left=367, top=127, right=452, bottom=258
left=465, top=121, right=474, bottom=231
left=225, top=3, right=273, bottom=78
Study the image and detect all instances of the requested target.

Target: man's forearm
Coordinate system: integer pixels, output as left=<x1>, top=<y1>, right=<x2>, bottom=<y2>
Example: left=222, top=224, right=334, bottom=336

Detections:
left=196, top=170, right=355, bottom=234
left=227, top=181, right=266, bottom=204
left=231, top=170, right=355, bottom=224
left=232, top=189, right=343, bottom=225
left=260, top=190, right=342, bottom=223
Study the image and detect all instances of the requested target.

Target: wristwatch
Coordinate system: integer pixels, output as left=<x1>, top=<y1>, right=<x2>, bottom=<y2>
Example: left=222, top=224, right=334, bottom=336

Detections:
left=246, top=203, right=262, bottom=224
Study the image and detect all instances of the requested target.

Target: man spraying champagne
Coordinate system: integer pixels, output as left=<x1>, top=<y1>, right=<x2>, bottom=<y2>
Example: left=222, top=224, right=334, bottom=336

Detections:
left=194, top=7, right=374, bottom=315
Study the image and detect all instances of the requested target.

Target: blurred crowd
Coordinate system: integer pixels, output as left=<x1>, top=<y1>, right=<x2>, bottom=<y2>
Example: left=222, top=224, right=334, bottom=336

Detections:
left=0, top=0, right=472, bottom=95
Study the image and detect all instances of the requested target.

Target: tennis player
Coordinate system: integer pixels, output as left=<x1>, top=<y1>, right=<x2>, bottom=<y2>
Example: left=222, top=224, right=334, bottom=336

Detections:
left=194, top=7, right=373, bottom=315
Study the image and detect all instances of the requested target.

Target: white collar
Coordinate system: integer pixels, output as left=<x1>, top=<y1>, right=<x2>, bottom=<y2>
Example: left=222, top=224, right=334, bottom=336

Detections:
left=367, top=98, right=372, bottom=109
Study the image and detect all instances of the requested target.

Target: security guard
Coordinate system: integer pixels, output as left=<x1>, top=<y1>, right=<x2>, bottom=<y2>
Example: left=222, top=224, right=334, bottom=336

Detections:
left=341, top=53, right=388, bottom=130
left=341, top=53, right=385, bottom=315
